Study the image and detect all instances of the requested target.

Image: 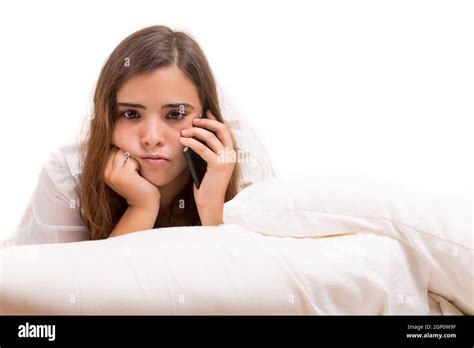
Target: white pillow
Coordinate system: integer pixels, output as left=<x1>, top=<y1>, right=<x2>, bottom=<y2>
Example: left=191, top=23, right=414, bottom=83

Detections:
left=0, top=223, right=451, bottom=315
left=223, top=174, right=473, bottom=314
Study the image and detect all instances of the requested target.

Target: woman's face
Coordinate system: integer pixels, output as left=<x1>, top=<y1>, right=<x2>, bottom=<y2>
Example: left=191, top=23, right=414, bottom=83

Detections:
left=112, top=65, right=202, bottom=187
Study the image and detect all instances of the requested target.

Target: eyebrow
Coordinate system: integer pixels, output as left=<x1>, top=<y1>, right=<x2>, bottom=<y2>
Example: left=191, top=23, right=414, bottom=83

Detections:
left=117, top=102, right=195, bottom=110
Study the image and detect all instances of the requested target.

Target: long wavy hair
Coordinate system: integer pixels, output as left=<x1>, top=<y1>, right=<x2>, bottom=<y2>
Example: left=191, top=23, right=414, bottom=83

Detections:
left=76, top=25, right=247, bottom=240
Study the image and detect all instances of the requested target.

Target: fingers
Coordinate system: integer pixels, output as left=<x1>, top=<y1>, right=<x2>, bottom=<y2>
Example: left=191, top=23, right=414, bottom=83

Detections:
left=181, top=137, right=216, bottom=163
left=181, top=127, right=223, bottom=154
left=104, top=146, right=139, bottom=182
left=114, top=148, right=138, bottom=172
left=122, top=152, right=139, bottom=172
left=192, top=113, right=233, bottom=149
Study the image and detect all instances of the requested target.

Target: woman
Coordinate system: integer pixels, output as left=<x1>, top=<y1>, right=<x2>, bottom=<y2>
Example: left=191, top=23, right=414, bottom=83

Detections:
left=79, top=24, right=247, bottom=239
left=8, top=25, right=273, bottom=245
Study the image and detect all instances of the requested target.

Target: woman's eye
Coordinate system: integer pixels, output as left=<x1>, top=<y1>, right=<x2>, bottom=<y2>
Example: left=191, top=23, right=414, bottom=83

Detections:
left=118, top=110, right=186, bottom=121
left=167, top=111, right=187, bottom=121
left=122, top=110, right=140, bottom=119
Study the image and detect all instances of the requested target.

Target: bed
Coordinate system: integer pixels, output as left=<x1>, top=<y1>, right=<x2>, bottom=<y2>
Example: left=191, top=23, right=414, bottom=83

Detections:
left=0, top=174, right=471, bottom=315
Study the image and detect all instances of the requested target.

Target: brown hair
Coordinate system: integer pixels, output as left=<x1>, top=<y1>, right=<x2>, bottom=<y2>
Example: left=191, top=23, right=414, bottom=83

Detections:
left=76, top=25, right=246, bottom=240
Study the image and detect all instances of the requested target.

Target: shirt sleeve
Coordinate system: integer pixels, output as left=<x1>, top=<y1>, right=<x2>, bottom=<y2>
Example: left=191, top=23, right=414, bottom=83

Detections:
left=6, top=146, right=90, bottom=246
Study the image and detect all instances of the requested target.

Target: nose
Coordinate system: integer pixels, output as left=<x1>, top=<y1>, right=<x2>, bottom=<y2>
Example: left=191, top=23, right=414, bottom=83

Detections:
left=141, top=117, right=166, bottom=147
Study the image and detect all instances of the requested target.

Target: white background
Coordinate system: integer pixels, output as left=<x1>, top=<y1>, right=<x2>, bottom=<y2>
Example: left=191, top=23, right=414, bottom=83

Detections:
left=0, top=0, right=472, bottom=240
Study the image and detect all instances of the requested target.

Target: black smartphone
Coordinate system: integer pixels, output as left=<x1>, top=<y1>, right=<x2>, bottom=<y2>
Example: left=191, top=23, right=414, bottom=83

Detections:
left=183, top=109, right=208, bottom=189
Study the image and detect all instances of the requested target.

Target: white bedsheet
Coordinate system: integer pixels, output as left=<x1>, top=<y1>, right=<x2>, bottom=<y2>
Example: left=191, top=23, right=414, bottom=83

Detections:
left=0, top=224, right=461, bottom=314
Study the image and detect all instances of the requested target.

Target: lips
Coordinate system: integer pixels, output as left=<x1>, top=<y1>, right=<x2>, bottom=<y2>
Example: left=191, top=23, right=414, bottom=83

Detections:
left=141, top=157, right=169, bottom=167
left=140, top=155, right=169, bottom=161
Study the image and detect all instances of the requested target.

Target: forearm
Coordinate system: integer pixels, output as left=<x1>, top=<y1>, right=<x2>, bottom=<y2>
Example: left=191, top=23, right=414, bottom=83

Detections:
left=197, top=201, right=224, bottom=226
left=108, top=205, right=159, bottom=238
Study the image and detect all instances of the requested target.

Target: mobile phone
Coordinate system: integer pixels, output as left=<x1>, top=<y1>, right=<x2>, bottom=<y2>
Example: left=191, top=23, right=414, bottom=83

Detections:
left=183, top=109, right=208, bottom=189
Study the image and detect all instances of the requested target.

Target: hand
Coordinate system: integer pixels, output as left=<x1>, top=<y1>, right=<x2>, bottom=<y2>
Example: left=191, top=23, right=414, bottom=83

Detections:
left=179, top=110, right=236, bottom=224
left=103, top=145, right=161, bottom=210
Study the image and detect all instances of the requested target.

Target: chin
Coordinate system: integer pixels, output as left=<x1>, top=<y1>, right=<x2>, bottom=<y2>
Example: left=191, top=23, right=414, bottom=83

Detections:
left=141, top=172, right=173, bottom=187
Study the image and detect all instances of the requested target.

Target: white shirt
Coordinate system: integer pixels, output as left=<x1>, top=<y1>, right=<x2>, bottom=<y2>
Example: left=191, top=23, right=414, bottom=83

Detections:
left=6, top=120, right=275, bottom=246
left=7, top=143, right=90, bottom=246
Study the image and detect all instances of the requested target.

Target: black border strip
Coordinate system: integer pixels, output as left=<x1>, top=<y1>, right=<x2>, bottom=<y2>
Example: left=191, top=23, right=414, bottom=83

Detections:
left=0, top=315, right=472, bottom=345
